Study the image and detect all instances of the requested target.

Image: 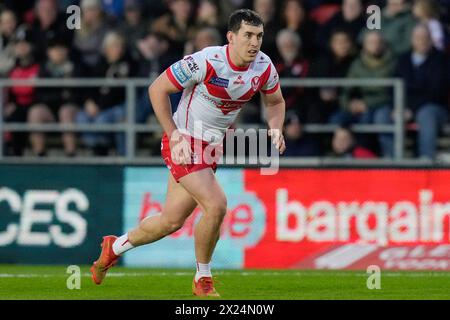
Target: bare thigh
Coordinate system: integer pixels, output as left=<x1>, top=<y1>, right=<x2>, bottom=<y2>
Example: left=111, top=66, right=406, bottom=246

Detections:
left=179, top=168, right=227, bottom=213
left=160, top=172, right=199, bottom=225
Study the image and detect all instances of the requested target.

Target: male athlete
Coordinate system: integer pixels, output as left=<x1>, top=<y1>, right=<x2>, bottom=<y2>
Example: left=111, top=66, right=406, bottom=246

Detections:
left=90, top=9, right=286, bottom=297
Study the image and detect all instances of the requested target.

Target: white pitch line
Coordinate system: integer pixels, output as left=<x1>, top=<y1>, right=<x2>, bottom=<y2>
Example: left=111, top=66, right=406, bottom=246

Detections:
left=0, top=271, right=450, bottom=278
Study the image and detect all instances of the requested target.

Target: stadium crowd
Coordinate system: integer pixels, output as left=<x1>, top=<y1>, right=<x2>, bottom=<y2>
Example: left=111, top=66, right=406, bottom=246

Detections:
left=0, top=0, right=449, bottom=159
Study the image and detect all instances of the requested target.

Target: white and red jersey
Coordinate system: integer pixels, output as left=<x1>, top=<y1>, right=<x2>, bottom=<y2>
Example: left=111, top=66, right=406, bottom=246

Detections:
left=165, top=45, right=280, bottom=144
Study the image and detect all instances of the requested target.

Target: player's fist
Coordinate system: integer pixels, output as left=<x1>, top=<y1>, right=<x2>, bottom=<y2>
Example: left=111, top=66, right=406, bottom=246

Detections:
left=268, top=128, right=286, bottom=154
left=169, top=130, right=192, bottom=166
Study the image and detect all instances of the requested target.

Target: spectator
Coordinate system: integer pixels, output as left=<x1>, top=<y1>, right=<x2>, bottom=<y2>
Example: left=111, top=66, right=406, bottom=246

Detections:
left=76, top=32, right=137, bottom=155
left=73, top=0, right=111, bottom=68
left=117, top=0, right=147, bottom=61
left=29, top=0, right=74, bottom=62
left=4, top=28, right=40, bottom=156
left=151, top=0, right=196, bottom=58
left=318, top=0, right=365, bottom=50
left=253, top=0, right=280, bottom=59
left=395, top=23, right=449, bottom=159
left=194, top=0, right=227, bottom=35
left=379, top=0, right=417, bottom=56
left=332, top=127, right=377, bottom=158
left=30, top=39, right=84, bottom=157
left=332, top=31, right=396, bottom=157
left=184, top=27, right=223, bottom=55
left=135, top=32, right=176, bottom=124
left=282, top=111, right=321, bottom=156
left=0, top=9, right=18, bottom=77
left=412, top=0, right=446, bottom=51
left=310, top=29, right=357, bottom=122
left=275, top=29, right=313, bottom=121
left=279, top=0, right=318, bottom=59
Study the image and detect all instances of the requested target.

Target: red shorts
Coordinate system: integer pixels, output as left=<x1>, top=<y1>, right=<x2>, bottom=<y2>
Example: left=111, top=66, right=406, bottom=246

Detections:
left=161, top=133, right=220, bottom=183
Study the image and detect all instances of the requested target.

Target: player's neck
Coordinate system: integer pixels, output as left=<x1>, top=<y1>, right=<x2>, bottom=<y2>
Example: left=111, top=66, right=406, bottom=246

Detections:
left=227, top=44, right=250, bottom=70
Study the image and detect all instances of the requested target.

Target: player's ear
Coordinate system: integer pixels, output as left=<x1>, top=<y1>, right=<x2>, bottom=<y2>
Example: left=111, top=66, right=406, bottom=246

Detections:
left=226, top=31, right=234, bottom=44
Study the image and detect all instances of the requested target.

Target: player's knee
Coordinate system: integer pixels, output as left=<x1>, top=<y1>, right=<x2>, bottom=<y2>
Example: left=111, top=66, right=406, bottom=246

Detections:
left=161, top=217, right=185, bottom=233
left=204, top=197, right=227, bottom=219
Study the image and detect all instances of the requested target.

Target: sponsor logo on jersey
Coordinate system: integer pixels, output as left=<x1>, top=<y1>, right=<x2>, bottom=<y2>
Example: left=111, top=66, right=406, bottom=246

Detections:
left=208, top=76, right=229, bottom=88
left=172, top=60, right=191, bottom=84
left=251, top=76, right=260, bottom=91
left=183, top=56, right=199, bottom=73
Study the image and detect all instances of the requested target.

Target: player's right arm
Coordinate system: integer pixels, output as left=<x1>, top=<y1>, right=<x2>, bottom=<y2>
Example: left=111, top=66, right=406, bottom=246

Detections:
left=148, top=51, right=206, bottom=165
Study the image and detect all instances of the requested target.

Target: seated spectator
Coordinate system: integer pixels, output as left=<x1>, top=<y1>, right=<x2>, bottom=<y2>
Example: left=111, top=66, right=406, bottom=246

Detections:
left=395, top=23, right=449, bottom=159
left=29, top=0, right=74, bottom=63
left=76, top=32, right=137, bottom=155
left=135, top=32, right=177, bottom=124
left=379, top=0, right=417, bottom=56
left=279, top=0, right=318, bottom=59
left=282, top=111, right=321, bottom=156
left=0, top=9, right=17, bottom=77
left=184, top=27, right=223, bottom=55
left=412, top=0, right=446, bottom=51
left=117, top=0, right=147, bottom=61
left=194, top=0, right=227, bottom=36
left=332, top=31, right=396, bottom=157
left=310, top=29, right=357, bottom=122
left=73, top=0, right=111, bottom=68
left=318, top=0, right=365, bottom=51
left=151, top=0, right=196, bottom=59
left=253, top=0, right=280, bottom=59
left=29, top=39, right=84, bottom=157
left=4, top=28, right=40, bottom=156
left=275, top=29, right=314, bottom=121
left=332, top=127, right=377, bottom=159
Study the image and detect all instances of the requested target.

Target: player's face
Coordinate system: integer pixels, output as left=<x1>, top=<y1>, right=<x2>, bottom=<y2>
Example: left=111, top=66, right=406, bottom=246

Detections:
left=230, top=23, right=264, bottom=63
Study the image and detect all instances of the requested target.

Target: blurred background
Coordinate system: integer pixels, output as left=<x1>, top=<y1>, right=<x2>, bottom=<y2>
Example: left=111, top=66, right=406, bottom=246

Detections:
left=0, top=0, right=449, bottom=162
left=1, top=0, right=450, bottom=272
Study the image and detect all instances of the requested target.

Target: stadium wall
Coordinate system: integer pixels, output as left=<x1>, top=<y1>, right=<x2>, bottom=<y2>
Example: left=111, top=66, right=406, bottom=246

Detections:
left=1, top=165, right=450, bottom=270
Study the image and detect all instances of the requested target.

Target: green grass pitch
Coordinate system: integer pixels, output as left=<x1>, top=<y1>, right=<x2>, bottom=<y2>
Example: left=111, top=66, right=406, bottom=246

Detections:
left=0, top=265, right=449, bottom=300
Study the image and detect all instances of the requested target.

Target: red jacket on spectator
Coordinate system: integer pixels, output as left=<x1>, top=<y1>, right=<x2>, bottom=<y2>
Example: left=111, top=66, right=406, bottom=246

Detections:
left=9, top=63, right=39, bottom=107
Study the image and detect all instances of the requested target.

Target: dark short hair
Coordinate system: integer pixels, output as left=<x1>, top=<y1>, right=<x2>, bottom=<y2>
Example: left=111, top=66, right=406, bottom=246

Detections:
left=228, top=9, right=264, bottom=33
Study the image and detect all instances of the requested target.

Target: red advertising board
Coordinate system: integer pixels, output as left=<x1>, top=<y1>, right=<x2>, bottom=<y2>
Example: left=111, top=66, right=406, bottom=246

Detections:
left=243, top=169, right=450, bottom=270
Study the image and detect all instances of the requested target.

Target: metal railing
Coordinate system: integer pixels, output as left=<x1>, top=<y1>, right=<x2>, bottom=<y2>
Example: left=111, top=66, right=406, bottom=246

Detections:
left=0, top=77, right=405, bottom=163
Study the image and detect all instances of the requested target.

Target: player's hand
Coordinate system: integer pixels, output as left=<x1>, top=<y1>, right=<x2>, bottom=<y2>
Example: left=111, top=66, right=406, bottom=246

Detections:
left=169, top=130, right=192, bottom=166
left=268, top=129, right=286, bottom=154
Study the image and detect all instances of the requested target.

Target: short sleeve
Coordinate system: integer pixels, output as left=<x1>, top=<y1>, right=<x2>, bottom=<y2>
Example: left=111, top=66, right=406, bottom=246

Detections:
left=165, top=51, right=207, bottom=90
left=260, top=62, right=280, bottom=95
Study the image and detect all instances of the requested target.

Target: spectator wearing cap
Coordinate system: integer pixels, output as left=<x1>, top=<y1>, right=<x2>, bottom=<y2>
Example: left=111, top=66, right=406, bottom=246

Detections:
left=282, top=111, right=321, bottom=157
left=318, top=0, right=365, bottom=51
left=151, top=0, right=197, bottom=59
left=275, top=29, right=314, bottom=122
left=117, top=0, right=147, bottom=60
left=309, top=29, right=357, bottom=122
left=29, top=0, right=74, bottom=63
left=395, top=24, right=449, bottom=159
left=29, top=39, right=85, bottom=157
left=0, top=9, right=18, bottom=77
left=332, top=31, right=396, bottom=158
left=4, top=27, right=40, bottom=156
left=279, top=0, right=318, bottom=59
left=73, top=0, right=111, bottom=68
left=332, top=127, right=377, bottom=159
left=76, top=31, right=137, bottom=156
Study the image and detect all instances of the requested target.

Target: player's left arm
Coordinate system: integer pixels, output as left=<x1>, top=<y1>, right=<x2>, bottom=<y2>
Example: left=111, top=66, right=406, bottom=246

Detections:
left=261, top=87, right=286, bottom=154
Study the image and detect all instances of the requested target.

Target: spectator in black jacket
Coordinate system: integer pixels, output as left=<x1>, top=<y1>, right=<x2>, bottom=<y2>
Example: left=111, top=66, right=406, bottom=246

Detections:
left=30, top=39, right=84, bottom=157
left=395, top=23, right=449, bottom=159
left=76, top=31, right=137, bottom=155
